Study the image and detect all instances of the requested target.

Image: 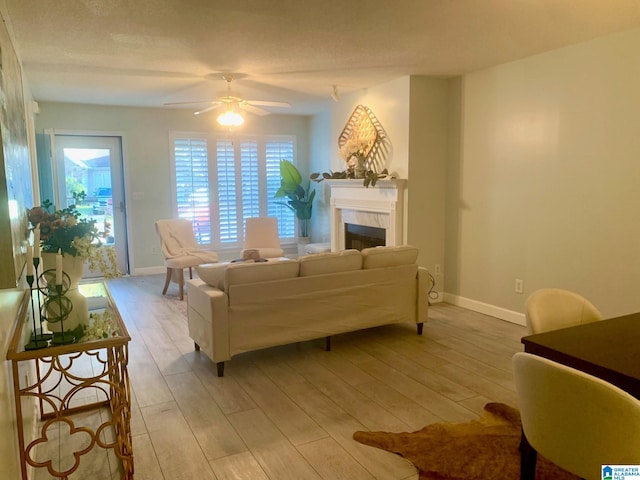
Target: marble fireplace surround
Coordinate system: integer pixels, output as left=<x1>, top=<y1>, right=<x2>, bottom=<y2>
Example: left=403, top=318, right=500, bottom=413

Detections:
left=326, top=179, right=407, bottom=251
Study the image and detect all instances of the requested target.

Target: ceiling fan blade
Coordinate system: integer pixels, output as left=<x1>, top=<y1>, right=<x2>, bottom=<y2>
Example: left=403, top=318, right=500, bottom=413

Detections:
left=240, top=103, right=270, bottom=116
left=194, top=104, right=222, bottom=116
left=164, top=100, right=222, bottom=106
left=164, top=75, right=293, bottom=112
left=246, top=100, right=291, bottom=108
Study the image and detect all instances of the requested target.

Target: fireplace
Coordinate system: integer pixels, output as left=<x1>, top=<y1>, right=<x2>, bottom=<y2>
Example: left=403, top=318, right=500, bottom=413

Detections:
left=345, top=223, right=386, bottom=250
left=326, top=179, right=406, bottom=251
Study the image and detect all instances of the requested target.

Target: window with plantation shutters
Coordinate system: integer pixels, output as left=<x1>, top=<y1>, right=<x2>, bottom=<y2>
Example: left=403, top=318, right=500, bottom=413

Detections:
left=266, top=140, right=296, bottom=239
left=240, top=139, right=260, bottom=224
left=173, top=137, right=211, bottom=243
left=171, top=133, right=297, bottom=249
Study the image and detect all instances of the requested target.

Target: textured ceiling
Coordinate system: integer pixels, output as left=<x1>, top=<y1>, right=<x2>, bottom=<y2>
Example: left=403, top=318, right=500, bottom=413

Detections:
left=5, top=0, right=640, bottom=115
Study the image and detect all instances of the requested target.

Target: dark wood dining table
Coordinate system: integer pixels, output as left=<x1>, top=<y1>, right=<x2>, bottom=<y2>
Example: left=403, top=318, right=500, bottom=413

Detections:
left=521, top=312, right=640, bottom=399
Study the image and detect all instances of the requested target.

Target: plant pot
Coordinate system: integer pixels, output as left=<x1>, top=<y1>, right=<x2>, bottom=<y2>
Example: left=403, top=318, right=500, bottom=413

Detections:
left=297, top=236, right=311, bottom=256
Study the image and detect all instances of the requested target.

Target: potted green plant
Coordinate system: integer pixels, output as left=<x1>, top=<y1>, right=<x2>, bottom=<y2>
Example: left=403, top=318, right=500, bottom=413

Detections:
left=274, top=160, right=315, bottom=240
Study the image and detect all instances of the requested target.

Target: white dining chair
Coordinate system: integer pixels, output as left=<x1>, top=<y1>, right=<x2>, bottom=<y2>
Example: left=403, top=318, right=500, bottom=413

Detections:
left=525, top=288, right=603, bottom=334
left=513, top=352, right=640, bottom=480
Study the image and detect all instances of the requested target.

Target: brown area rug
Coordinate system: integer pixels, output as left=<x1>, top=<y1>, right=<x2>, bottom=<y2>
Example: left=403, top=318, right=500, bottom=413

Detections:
left=353, top=402, right=580, bottom=480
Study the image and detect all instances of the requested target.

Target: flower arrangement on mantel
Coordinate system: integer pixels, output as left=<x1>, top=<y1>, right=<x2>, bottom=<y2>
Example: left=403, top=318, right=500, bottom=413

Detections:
left=28, top=200, right=121, bottom=278
left=310, top=136, right=393, bottom=188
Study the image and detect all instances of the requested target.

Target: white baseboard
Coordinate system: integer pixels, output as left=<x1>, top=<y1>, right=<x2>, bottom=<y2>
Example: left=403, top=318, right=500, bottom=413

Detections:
left=133, top=266, right=166, bottom=276
left=442, top=293, right=526, bottom=326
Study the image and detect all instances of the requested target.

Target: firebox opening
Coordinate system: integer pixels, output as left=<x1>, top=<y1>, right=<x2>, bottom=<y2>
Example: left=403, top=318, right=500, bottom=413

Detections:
left=344, top=223, right=386, bottom=251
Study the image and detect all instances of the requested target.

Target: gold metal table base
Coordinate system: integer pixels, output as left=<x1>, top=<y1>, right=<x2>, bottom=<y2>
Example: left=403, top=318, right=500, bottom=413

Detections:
left=7, top=283, right=133, bottom=480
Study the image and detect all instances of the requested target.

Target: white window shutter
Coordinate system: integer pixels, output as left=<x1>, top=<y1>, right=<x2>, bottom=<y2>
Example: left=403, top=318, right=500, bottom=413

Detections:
left=240, top=139, right=260, bottom=226
left=173, top=138, right=211, bottom=244
left=216, top=139, right=238, bottom=244
left=266, top=140, right=296, bottom=239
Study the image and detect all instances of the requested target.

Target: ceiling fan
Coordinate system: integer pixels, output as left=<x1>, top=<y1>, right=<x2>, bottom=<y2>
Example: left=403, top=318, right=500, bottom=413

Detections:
left=164, top=75, right=291, bottom=126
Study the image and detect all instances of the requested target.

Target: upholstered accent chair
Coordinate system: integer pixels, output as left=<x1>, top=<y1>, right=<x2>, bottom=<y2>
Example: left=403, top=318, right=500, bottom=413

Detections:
left=154, top=219, right=218, bottom=300
left=524, top=288, right=602, bottom=334
left=241, top=217, right=285, bottom=259
left=513, top=352, right=640, bottom=480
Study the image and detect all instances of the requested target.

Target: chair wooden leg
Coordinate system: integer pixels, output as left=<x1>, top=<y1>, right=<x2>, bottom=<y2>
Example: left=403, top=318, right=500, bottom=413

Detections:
left=325, top=336, right=331, bottom=351
left=178, top=268, right=185, bottom=300
left=162, top=268, right=172, bottom=295
left=417, top=322, right=424, bottom=335
left=216, top=362, right=225, bottom=377
left=188, top=267, right=193, bottom=279
left=519, top=430, right=537, bottom=480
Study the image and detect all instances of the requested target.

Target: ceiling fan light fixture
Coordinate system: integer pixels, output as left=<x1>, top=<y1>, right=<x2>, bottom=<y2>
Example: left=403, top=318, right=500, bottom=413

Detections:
left=217, top=103, right=244, bottom=127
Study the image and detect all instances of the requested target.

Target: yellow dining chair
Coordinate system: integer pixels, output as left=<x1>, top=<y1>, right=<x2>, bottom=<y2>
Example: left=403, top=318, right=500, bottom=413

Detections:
left=524, top=288, right=602, bottom=334
left=513, top=352, right=640, bottom=480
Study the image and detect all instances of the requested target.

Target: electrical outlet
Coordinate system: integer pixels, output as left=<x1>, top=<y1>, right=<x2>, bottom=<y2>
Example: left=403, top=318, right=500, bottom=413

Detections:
left=434, top=264, right=441, bottom=275
left=515, top=278, right=524, bottom=294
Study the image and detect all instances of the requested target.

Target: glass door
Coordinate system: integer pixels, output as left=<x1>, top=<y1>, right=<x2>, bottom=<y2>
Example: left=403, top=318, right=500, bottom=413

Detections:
left=52, top=134, right=129, bottom=277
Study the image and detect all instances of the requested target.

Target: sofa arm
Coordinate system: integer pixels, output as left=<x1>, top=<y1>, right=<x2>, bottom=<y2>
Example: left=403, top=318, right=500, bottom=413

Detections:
left=417, top=267, right=431, bottom=326
left=187, top=279, right=231, bottom=365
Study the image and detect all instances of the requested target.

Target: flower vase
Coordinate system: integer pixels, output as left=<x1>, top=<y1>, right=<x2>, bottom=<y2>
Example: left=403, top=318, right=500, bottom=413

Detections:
left=41, top=252, right=86, bottom=289
left=41, top=252, right=89, bottom=334
left=349, top=154, right=367, bottom=178
left=44, top=289, right=89, bottom=333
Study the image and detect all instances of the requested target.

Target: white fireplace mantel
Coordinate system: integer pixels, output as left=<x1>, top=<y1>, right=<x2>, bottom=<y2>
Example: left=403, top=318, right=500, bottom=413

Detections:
left=325, top=179, right=406, bottom=251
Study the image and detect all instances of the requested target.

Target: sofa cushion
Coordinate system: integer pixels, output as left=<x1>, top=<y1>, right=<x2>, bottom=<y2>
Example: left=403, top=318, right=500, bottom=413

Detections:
left=361, top=245, right=419, bottom=269
left=226, top=258, right=299, bottom=286
left=195, top=263, right=228, bottom=290
left=299, top=249, right=362, bottom=276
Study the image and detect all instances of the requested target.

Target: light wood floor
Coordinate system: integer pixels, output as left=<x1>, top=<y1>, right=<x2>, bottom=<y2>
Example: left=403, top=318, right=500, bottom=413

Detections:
left=105, top=274, right=527, bottom=480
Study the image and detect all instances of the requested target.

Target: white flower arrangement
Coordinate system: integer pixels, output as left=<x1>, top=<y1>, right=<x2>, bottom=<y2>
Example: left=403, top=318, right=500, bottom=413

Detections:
left=72, top=236, right=120, bottom=279
left=339, top=136, right=373, bottom=162
left=81, top=310, right=118, bottom=341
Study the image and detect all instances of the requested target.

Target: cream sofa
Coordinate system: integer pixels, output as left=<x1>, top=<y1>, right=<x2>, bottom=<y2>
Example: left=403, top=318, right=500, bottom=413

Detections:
left=186, top=245, right=430, bottom=376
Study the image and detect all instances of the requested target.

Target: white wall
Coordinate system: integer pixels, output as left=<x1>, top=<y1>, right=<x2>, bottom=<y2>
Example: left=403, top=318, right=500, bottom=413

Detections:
left=34, top=104, right=311, bottom=272
left=406, top=76, right=451, bottom=292
left=447, top=27, right=640, bottom=319
left=310, top=76, right=413, bottom=244
left=310, top=76, right=451, bottom=282
left=0, top=3, right=36, bottom=477
left=330, top=76, right=411, bottom=177
left=308, top=110, right=332, bottom=243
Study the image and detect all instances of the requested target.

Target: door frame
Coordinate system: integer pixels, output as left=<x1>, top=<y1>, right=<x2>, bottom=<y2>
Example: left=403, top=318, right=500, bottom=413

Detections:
left=47, top=129, right=132, bottom=276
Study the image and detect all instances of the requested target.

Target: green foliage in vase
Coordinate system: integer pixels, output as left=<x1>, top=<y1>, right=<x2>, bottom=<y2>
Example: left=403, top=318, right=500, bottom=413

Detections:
left=310, top=165, right=392, bottom=188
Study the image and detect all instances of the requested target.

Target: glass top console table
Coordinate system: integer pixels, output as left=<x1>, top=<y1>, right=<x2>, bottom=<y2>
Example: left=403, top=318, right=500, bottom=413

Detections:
left=6, top=281, right=133, bottom=480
